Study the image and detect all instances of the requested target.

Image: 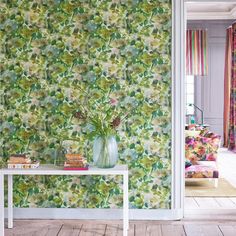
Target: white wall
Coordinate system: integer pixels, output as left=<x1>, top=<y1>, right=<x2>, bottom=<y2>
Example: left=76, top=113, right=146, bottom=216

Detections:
left=187, top=20, right=233, bottom=141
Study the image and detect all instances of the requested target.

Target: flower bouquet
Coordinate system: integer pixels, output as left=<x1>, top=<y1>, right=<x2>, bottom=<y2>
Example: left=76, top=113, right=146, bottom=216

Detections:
left=74, top=89, right=132, bottom=168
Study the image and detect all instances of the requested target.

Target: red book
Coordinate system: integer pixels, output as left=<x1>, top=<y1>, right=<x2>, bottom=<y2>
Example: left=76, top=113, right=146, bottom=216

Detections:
left=63, top=166, right=89, bottom=170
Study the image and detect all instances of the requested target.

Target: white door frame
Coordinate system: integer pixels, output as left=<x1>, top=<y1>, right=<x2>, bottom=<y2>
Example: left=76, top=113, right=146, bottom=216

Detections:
left=172, top=0, right=236, bottom=219
left=171, top=0, right=185, bottom=219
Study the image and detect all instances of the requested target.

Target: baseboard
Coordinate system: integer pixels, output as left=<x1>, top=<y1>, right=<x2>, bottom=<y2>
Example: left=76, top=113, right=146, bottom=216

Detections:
left=4, top=208, right=182, bottom=220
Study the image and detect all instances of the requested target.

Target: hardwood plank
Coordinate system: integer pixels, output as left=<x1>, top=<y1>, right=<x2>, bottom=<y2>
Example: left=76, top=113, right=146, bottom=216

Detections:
left=79, top=224, right=106, bottom=236
left=146, top=225, right=162, bottom=236
left=215, top=198, right=236, bottom=209
left=104, top=224, right=122, bottom=236
left=184, top=225, right=223, bottom=236
left=229, top=198, right=236, bottom=205
left=5, top=230, right=14, bottom=236
left=184, top=197, right=199, bottom=209
left=194, top=197, right=221, bottom=209
left=7, top=220, right=236, bottom=236
left=5, top=221, right=62, bottom=236
left=135, top=224, right=146, bottom=236
left=184, top=210, right=236, bottom=220
left=128, top=223, right=135, bottom=236
left=6, top=227, right=43, bottom=236
left=219, top=225, right=236, bottom=236
left=38, top=224, right=62, bottom=236
left=7, top=233, right=33, bottom=236
left=161, top=225, right=186, bottom=236
left=58, top=224, right=82, bottom=236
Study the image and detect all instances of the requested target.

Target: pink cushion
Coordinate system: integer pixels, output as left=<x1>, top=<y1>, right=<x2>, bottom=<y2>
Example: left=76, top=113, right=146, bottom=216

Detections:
left=185, top=161, right=219, bottom=178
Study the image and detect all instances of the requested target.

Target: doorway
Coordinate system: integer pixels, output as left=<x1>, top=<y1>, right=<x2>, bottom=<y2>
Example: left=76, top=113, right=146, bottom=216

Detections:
left=184, top=1, right=236, bottom=218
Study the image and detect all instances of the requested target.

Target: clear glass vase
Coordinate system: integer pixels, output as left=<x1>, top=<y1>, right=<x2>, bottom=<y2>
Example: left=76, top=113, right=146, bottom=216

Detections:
left=53, top=146, right=65, bottom=167
left=93, top=135, right=118, bottom=168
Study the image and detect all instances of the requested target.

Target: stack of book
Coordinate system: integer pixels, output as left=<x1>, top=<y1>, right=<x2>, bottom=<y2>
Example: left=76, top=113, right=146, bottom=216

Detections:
left=64, top=154, right=88, bottom=170
left=7, top=154, right=40, bottom=169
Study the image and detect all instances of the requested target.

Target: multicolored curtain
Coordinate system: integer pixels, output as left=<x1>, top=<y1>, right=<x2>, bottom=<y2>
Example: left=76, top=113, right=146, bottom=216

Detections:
left=186, top=29, right=208, bottom=76
left=229, top=23, right=236, bottom=151
left=223, top=27, right=232, bottom=147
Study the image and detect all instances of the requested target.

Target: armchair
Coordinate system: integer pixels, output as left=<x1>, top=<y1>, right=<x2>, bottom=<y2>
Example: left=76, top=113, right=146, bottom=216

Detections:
left=185, top=129, right=221, bottom=187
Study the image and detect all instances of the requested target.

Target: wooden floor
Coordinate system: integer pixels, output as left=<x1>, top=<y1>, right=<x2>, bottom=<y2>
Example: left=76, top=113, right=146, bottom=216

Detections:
left=5, top=199, right=236, bottom=235
left=184, top=197, right=236, bottom=220
left=185, top=197, right=236, bottom=209
left=5, top=219, right=236, bottom=236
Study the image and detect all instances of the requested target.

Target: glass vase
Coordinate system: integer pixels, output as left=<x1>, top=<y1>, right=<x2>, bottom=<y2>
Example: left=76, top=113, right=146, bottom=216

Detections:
left=93, top=135, right=118, bottom=168
left=53, top=146, right=65, bottom=167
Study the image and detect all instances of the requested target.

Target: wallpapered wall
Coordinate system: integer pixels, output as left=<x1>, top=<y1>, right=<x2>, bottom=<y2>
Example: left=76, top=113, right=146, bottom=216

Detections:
left=0, top=0, right=172, bottom=209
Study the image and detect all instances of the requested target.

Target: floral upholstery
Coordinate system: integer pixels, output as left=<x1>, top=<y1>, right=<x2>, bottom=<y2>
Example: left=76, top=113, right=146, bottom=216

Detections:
left=185, top=161, right=219, bottom=178
left=185, top=129, right=221, bottom=179
left=185, top=132, right=221, bottom=162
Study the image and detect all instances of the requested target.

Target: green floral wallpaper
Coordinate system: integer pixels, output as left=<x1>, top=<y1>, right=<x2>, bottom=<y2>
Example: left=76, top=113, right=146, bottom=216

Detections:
left=0, top=0, right=172, bottom=209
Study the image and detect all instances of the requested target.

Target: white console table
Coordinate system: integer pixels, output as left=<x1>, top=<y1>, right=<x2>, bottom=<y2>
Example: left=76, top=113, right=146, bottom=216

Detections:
left=0, top=164, right=129, bottom=236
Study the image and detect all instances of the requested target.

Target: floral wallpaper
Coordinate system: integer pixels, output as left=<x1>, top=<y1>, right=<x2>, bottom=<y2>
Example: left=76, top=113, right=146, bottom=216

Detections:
left=0, top=0, right=172, bottom=209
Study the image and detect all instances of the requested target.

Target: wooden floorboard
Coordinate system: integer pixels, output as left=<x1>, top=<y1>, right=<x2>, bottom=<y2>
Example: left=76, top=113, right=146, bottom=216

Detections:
left=38, top=225, right=62, bottom=236
left=79, top=223, right=106, bottom=236
left=185, top=196, right=236, bottom=210
left=229, top=197, right=236, bottom=205
left=185, top=197, right=199, bottom=209
left=145, top=225, right=162, bottom=236
left=161, top=225, right=186, bottom=236
left=128, top=223, right=135, bottom=236
left=193, top=197, right=220, bottom=209
left=57, top=224, right=82, bottom=236
left=214, top=197, right=236, bottom=209
left=134, top=223, right=146, bottom=236
left=184, top=196, right=236, bottom=219
left=219, top=225, right=236, bottom=236
left=5, top=220, right=236, bottom=236
left=104, top=224, right=122, bottom=236
left=184, top=225, right=223, bottom=236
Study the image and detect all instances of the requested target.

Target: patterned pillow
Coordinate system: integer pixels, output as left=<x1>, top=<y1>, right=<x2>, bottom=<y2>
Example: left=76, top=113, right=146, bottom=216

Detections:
left=185, top=133, right=221, bottom=162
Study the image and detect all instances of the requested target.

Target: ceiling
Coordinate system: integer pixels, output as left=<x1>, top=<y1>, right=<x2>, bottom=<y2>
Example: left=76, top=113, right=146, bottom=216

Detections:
left=187, top=2, right=236, bottom=20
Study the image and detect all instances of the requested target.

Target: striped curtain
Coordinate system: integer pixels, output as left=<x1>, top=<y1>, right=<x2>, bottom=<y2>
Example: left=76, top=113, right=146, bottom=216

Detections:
left=229, top=23, right=236, bottom=152
left=223, top=27, right=232, bottom=147
left=186, top=29, right=208, bottom=76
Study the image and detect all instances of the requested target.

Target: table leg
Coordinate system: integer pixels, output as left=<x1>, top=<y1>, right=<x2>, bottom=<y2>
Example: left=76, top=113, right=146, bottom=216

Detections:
left=8, top=175, right=13, bottom=228
left=0, top=173, right=4, bottom=236
left=123, top=172, right=129, bottom=236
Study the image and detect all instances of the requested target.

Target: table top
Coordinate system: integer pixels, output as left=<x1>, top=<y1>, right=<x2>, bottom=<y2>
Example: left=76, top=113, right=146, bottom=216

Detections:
left=0, top=164, right=128, bottom=175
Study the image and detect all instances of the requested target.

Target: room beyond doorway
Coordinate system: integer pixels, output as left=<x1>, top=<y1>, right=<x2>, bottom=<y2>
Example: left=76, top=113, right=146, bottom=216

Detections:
left=184, top=1, right=236, bottom=218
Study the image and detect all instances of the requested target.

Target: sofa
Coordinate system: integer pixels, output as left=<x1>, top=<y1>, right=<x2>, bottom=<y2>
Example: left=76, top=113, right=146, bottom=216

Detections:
left=185, top=128, right=221, bottom=187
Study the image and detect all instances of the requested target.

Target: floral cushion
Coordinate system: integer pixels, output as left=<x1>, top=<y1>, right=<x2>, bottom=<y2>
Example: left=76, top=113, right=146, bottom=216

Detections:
left=185, top=161, right=219, bottom=178
left=185, top=132, right=221, bottom=162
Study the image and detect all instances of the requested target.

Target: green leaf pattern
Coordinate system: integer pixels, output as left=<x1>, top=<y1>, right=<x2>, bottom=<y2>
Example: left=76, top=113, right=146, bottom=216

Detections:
left=0, top=0, right=171, bottom=209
